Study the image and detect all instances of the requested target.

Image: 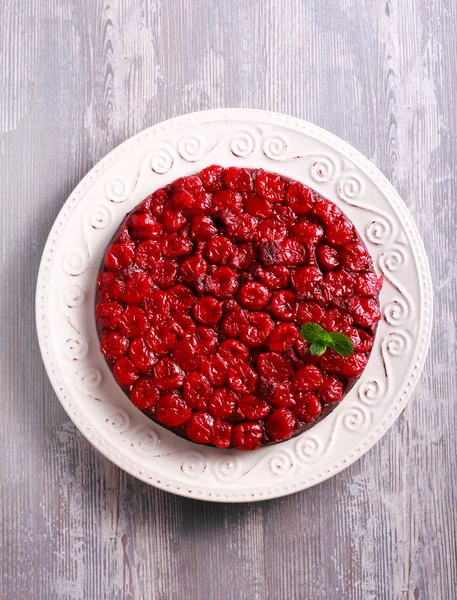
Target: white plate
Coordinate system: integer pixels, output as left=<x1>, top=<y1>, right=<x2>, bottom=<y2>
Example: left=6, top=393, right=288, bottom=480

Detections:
left=36, top=109, right=433, bottom=502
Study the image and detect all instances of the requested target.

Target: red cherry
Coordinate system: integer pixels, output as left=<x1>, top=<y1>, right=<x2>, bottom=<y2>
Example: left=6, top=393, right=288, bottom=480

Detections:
left=172, top=175, right=204, bottom=194
left=212, top=189, right=243, bottom=215
left=239, top=312, right=274, bottom=347
left=297, top=301, right=325, bottom=325
left=339, top=353, right=368, bottom=378
left=96, top=301, right=123, bottom=331
left=257, top=352, right=294, bottom=380
left=200, top=165, right=225, bottom=191
left=349, top=297, right=382, bottom=328
left=155, top=393, right=191, bottom=427
left=192, top=296, right=222, bottom=325
left=212, top=419, right=232, bottom=448
left=209, top=267, right=239, bottom=299
left=217, top=339, right=249, bottom=366
left=100, top=332, right=129, bottom=360
left=318, top=376, right=343, bottom=403
left=180, top=256, right=207, bottom=284
left=257, top=219, right=288, bottom=242
left=285, top=182, right=316, bottom=215
left=269, top=290, right=297, bottom=321
left=227, top=363, right=258, bottom=394
left=238, top=281, right=271, bottom=310
left=186, top=192, right=212, bottom=217
left=113, top=356, right=139, bottom=387
left=128, top=337, right=158, bottom=374
left=168, top=310, right=196, bottom=338
left=290, top=220, right=323, bottom=244
left=243, top=193, right=274, bottom=219
left=224, top=167, right=253, bottom=192
left=183, top=372, right=212, bottom=410
left=161, top=209, right=186, bottom=233
left=199, top=354, right=227, bottom=386
left=265, top=409, right=295, bottom=441
left=340, top=242, right=372, bottom=271
left=291, top=267, right=323, bottom=298
left=128, top=213, right=162, bottom=240
left=271, top=381, right=296, bottom=408
left=325, top=217, right=355, bottom=246
left=104, top=242, right=135, bottom=271
left=323, top=308, right=353, bottom=332
left=120, top=272, right=153, bottom=305
left=221, top=306, right=249, bottom=338
left=151, top=260, right=179, bottom=288
left=161, top=232, right=193, bottom=259
left=205, top=235, right=234, bottom=264
left=185, top=412, right=214, bottom=444
left=208, top=388, right=238, bottom=419
left=169, top=190, right=194, bottom=211
left=225, top=213, right=258, bottom=241
left=255, top=172, right=285, bottom=202
left=228, top=243, right=256, bottom=269
left=191, top=215, right=218, bottom=240
left=232, top=422, right=263, bottom=451
left=148, top=189, right=167, bottom=218
left=316, top=244, right=340, bottom=271
left=118, top=306, right=148, bottom=338
left=153, top=358, right=184, bottom=390
left=195, top=326, right=219, bottom=354
left=354, top=273, right=384, bottom=296
left=135, top=240, right=161, bottom=270
left=273, top=205, right=298, bottom=228
left=310, top=199, right=342, bottom=226
left=353, top=329, right=374, bottom=353
left=167, top=284, right=196, bottom=311
left=97, top=272, right=125, bottom=301
left=324, top=269, right=355, bottom=298
left=131, top=378, right=160, bottom=410
left=292, top=393, right=322, bottom=423
left=238, top=395, right=270, bottom=420
left=267, top=323, right=299, bottom=352
left=293, top=364, right=324, bottom=391
left=171, top=337, right=201, bottom=371
left=144, top=324, right=176, bottom=356
left=255, top=265, right=289, bottom=290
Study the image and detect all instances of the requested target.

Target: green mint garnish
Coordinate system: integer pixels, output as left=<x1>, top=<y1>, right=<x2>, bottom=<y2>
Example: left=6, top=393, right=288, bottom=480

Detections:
left=300, top=322, right=354, bottom=357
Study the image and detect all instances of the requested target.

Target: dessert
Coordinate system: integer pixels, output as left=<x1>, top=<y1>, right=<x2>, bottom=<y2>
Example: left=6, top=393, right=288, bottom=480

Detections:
left=96, top=166, right=382, bottom=450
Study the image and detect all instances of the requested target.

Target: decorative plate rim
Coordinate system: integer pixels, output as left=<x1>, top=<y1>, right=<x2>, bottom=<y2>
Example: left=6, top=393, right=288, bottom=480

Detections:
left=36, top=108, right=433, bottom=502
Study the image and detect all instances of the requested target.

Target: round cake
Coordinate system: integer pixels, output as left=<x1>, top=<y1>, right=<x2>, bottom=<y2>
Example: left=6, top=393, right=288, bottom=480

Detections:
left=96, top=166, right=382, bottom=450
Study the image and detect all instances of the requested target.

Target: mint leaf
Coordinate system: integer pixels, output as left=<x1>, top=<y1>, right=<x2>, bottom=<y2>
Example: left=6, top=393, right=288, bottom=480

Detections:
left=300, top=322, right=355, bottom=357
left=328, top=332, right=354, bottom=357
left=300, top=323, right=332, bottom=345
left=309, top=342, right=328, bottom=356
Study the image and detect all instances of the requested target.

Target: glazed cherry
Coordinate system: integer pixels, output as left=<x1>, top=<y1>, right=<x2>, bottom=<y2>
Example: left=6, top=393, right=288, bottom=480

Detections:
left=239, top=395, right=271, bottom=420
left=183, top=372, right=212, bottom=410
left=113, top=356, right=139, bottom=387
left=193, top=296, right=222, bottom=325
left=293, top=364, right=324, bottom=392
left=104, top=242, right=135, bottom=271
left=208, top=388, right=238, bottom=419
left=100, top=332, right=129, bottom=360
left=293, top=393, right=322, bottom=423
left=128, top=213, right=162, bottom=240
left=286, top=182, right=315, bottom=215
left=212, top=419, right=233, bottom=448
left=267, top=323, right=299, bottom=352
left=238, top=281, right=271, bottom=310
left=97, top=167, right=382, bottom=450
left=96, top=301, right=123, bottom=331
left=318, top=376, right=343, bottom=403
left=232, top=422, right=263, bottom=451
left=265, top=409, right=295, bottom=442
left=153, top=358, right=184, bottom=390
left=185, top=412, right=214, bottom=444
left=224, top=167, right=253, bottom=192
left=155, top=393, right=191, bottom=427
left=131, top=378, right=160, bottom=410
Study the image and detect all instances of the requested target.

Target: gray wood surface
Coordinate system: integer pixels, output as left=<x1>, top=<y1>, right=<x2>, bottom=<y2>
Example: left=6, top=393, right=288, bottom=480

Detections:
left=1, top=0, right=456, bottom=598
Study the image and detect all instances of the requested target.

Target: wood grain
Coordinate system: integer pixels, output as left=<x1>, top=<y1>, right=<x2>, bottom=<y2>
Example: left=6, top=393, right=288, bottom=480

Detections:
left=1, top=0, right=456, bottom=598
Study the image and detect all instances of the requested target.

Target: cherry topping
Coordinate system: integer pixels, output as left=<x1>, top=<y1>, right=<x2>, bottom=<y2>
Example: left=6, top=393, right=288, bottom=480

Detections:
left=155, top=393, right=191, bottom=427
left=265, top=408, right=295, bottom=441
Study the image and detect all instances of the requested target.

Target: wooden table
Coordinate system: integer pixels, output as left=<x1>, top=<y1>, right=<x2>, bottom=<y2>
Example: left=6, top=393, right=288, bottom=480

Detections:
left=1, top=1, right=455, bottom=598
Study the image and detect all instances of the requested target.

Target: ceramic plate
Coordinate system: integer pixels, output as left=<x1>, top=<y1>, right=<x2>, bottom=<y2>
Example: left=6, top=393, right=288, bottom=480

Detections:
left=36, top=109, right=432, bottom=502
